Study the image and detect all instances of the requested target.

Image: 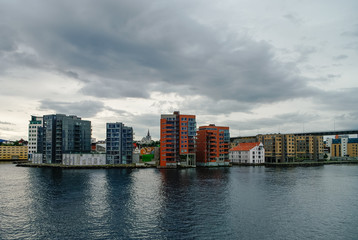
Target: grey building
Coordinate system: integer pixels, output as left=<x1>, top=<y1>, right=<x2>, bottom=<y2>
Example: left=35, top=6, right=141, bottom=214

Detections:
left=106, top=122, right=133, bottom=164
left=43, top=114, right=91, bottom=163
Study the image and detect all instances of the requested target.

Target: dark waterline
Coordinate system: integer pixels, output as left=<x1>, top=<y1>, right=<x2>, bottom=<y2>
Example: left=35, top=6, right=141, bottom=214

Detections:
left=0, top=163, right=357, bottom=240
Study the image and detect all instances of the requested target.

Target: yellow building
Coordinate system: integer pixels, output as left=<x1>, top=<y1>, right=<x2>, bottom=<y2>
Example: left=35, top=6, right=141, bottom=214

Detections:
left=348, top=142, right=358, bottom=157
left=331, top=143, right=341, bottom=157
left=257, top=134, right=323, bottom=162
left=331, top=138, right=358, bottom=157
left=0, top=146, right=28, bottom=160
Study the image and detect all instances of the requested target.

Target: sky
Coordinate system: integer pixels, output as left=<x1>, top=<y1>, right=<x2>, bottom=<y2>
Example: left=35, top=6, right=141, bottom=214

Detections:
left=0, top=0, right=357, bottom=141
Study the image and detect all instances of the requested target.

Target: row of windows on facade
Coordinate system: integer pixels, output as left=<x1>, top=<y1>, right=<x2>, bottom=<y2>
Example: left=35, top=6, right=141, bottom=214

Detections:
left=165, top=117, right=195, bottom=121
left=232, top=155, right=262, bottom=159
left=181, top=122, right=196, bottom=125
left=180, top=127, right=196, bottom=130
left=231, top=151, right=263, bottom=155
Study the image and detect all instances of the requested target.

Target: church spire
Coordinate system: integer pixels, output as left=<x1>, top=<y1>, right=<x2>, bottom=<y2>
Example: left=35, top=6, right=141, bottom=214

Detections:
left=147, top=129, right=150, bottom=137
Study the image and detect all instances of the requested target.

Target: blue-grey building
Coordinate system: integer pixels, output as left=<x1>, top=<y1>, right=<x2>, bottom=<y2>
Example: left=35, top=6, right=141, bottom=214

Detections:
left=106, top=122, right=133, bottom=164
left=43, top=114, right=91, bottom=163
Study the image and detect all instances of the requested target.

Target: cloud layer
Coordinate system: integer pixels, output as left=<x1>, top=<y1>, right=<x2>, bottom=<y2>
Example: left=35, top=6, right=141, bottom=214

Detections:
left=0, top=0, right=357, bottom=139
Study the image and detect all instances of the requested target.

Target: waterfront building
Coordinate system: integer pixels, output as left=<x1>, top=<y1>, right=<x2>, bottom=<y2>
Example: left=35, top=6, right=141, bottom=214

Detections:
left=106, top=122, right=133, bottom=164
left=331, top=137, right=358, bottom=157
left=196, top=124, right=230, bottom=166
left=28, top=116, right=43, bottom=159
left=257, top=134, right=323, bottom=162
left=0, top=146, right=28, bottom=161
left=229, top=142, right=264, bottom=164
left=43, top=114, right=91, bottom=164
left=160, top=111, right=196, bottom=167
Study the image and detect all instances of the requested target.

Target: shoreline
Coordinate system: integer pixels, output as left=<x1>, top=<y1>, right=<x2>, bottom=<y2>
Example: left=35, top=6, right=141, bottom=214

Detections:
left=15, top=160, right=358, bottom=169
left=232, top=161, right=358, bottom=167
left=16, top=162, right=156, bottom=169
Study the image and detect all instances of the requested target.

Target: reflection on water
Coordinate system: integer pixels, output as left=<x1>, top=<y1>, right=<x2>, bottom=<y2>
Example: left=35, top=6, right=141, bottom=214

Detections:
left=0, top=164, right=357, bottom=240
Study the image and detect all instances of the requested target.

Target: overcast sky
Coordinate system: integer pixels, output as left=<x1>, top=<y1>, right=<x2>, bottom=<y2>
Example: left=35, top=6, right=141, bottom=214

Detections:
left=1, top=0, right=357, bottom=141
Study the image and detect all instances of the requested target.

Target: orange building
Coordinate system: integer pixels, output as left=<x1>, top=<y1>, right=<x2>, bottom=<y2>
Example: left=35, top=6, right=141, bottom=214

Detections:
left=196, top=124, right=230, bottom=166
left=160, top=111, right=196, bottom=167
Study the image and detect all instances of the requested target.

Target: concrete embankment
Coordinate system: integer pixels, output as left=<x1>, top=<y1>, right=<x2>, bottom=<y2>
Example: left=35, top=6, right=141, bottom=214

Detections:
left=232, top=161, right=358, bottom=167
left=16, top=163, right=156, bottom=169
left=265, top=161, right=358, bottom=167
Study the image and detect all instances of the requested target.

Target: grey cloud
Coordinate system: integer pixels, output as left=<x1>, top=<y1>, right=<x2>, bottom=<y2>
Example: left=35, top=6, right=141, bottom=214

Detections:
left=0, top=0, right=322, bottom=113
left=341, top=24, right=358, bottom=37
left=0, top=126, right=14, bottom=131
left=180, top=97, right=252, bottom=115
left=327, top=74, right=341, bottom=79
left=283, top=14, right=302, bottom=25
left=226, top=112, right=321, bottom=137
left=105, top=107, right=133, bottom=116
left=294, top=45, right=317, bottom=63
left=125, top=113, right=160, bottom=139
left=0, top=121, right=14, bottom=125
left=316, top=88, right=358, bottom=112
left=330, top=112, right=358, bottom=131
left=0, top=25, right=17, bottom=53
left=333, top=54, right=348, bottom=60
left=132, top=113, right=160, bottom=139
left=39, top=100, right=105, bottom=118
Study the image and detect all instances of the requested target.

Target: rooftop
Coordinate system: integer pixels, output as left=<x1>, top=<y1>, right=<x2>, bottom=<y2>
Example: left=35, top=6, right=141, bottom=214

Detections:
left=230, top=142, right=261, bottom=151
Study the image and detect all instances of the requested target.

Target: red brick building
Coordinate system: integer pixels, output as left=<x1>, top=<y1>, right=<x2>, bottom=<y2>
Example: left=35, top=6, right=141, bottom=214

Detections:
left=196, top=124, right=230, bottom=166
left=160, top=111, right=196, bottom=167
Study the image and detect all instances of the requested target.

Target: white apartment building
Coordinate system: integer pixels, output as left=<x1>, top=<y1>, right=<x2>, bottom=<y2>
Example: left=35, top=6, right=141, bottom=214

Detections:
left=28, top=116, right=43, bottom=158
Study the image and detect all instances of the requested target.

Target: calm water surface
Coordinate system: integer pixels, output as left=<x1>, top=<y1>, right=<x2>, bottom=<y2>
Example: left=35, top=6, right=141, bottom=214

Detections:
left=0, top=163, right=357, bottom=240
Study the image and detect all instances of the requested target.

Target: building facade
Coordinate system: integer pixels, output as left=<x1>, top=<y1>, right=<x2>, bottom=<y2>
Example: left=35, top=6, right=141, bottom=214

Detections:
left=331, top=137, right=358, bottom=157
left=0, top=146, right=28, bottom=160
left=160, top=111, right=196, bottom=167
left=62, top=153, right=106, bottom=165
left=43, top=114, right=91, bottom=164
left=106, top=122, right=133, bottom=164
left=229, top=142, right=264, bottom=164
left=196, top=124, right=230, bottom=166
left=28, top=116, right=43, bottom=158
left=257, top=134, right=324, bottom=162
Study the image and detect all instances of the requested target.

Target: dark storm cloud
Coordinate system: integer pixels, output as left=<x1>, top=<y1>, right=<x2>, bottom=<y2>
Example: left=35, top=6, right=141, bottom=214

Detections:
left=39, top=100, right=105, bottom=118
left=0, top=0, right=326, bottom=112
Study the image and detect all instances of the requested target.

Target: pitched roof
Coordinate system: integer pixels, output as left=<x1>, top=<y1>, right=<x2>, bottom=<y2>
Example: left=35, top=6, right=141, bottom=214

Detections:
left=230, top=142, right=261, bottom=152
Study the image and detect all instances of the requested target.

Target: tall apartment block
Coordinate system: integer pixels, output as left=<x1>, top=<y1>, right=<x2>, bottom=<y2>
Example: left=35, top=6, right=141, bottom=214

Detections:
left=196, top=124, right=230, bottom=166
left=43, top=114, right=91, bottom=163
left=160, top=111, right=196, bottom=167
left=28, top=116, right=43, bottom=158
left=257, top=134, right=324, bottom=162
left=106, top=122, right=133, bottom=164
